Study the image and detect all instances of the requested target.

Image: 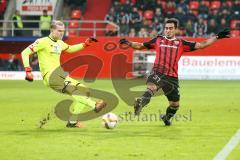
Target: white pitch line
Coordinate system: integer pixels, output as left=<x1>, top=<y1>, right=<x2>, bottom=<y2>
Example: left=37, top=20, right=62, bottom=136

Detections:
left=213, top=129, right=240, bottom=160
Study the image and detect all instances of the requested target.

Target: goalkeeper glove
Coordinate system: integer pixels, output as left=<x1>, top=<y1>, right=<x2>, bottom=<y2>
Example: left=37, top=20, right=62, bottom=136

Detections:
left=119, top=38, right=131, bottom=46
left=84, top=37, right=98, bottom=46
left=216, top=28, right=230, bottom=39
left=25, top=67, right=33, bottom=82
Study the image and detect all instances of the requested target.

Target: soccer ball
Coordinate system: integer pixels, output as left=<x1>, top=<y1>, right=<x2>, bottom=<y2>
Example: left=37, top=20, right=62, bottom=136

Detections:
left=102, top=112, right=118, bottom=129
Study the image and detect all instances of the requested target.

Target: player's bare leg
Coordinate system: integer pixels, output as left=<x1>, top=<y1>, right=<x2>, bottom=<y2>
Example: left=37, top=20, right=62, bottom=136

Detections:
left=134, top=83, right=157, bottom=116
left=160, top=101, right=179, bottom=126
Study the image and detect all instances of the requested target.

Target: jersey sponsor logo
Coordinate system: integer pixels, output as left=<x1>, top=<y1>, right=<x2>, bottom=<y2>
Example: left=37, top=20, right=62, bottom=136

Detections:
left=174, top=40, right=179, bottom=45
left=159, top=44, right=178, bottom=49
left=51, top=44, right=61, bottom=55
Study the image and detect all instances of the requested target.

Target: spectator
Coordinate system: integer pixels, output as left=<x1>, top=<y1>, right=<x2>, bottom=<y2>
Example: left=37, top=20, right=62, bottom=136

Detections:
left=177, top=27, right=187, bottom=37
left=7, top=54, right=20, bottom=71
left=105, top=7, right=117, bottom=22
left=185, top=19, right=194, bottom=37
left=164, top=1, right=176, bottom=18
left=129, top=28, right=136, bottom=37
left=174, top=7, right=187, bottom=27
left=186, top=10, right=197, bottom=22
left=30, top=53, right=39, bottom=71
left=152, top=19, right=163, bottom=35
left=154, top=8, right=164, bottom=24
left=219, top=18, right=229, bottom=29
left=39, top=10, right=52, bottom=37
left=149, top=28, right=158, bottom=37
left=119, top=17, right=130, bottom=36
left=208, top=9, right=220, bottom=24
left=105, top=22, right=118, bottom=36
left=232, top=0, right=240, bottom=14
left=220, top=1, right=232, bottom=11
left=194, top=17, right=207, bottom=37
left=219, top=9, right=231, bottom=24
left=123, top=0, right=133, bottom=13
left=129, top=7, right=142, bottom=32
left=66, top=0, right=87, bottom=14
left=208, top=19, right=219, bottom=36
left=198, top=1, right=209, bottom=19
left=12, top=10, right=23, bottom=36
left=177, top=0, right=188, bottom=14
left=193, top=27, right=207, bottom=37
left=138, top=28, right=148, bottom=37
left=155, top=0, right=163, bottom=10
left=116, top=11, right=130, bottom=25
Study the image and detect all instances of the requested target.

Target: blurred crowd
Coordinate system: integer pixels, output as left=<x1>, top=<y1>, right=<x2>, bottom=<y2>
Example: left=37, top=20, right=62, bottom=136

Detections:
left=105, top=0, right=240, bottom=37
left=0, top=53, right=39, bottom=71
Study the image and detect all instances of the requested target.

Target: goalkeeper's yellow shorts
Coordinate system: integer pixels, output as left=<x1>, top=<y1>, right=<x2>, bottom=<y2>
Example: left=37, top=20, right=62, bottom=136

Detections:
left=42, top=67, right=89, bottom=96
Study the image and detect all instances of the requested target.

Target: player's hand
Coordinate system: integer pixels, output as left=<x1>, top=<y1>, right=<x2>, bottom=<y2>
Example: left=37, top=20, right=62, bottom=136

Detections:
left=25, top=67, right=33, bottom=82
left=119, top=38, right=131, bottom=46
left=84, top=37, right=98, bottom=46
left=216, top=28, right=230, bottom=39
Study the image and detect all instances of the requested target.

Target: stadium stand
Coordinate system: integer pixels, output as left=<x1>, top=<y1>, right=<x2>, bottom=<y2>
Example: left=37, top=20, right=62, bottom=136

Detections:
left=106, top=0, right=240, bottom=37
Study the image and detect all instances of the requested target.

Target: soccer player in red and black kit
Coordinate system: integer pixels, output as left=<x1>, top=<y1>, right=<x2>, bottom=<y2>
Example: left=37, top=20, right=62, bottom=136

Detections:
left=119, top=18, right=230, bottom=126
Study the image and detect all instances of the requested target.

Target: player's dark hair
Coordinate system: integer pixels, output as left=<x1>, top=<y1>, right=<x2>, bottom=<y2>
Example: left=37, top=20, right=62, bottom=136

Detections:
left=50, top=20, right=64, bottom=29
left=165, top=18, right=179, bottom=28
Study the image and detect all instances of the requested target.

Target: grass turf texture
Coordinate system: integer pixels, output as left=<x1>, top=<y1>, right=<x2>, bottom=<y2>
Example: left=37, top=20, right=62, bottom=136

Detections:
left=0, top=80, right=239, bottom=160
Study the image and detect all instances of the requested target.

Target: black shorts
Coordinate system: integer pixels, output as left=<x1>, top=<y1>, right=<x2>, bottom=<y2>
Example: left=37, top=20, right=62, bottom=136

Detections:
left=146, top=71, right=180, bottom=102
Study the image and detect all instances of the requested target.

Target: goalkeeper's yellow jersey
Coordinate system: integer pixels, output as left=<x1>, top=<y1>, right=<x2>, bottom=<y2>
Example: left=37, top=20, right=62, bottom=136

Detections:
left=27, top=37, right=69, bottom=76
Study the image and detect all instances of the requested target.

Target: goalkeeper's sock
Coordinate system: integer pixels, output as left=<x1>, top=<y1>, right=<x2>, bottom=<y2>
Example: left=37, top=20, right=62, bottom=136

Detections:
left=165, top=106, right=179, bottom=120
left=140, top=88, right=154, bottom=107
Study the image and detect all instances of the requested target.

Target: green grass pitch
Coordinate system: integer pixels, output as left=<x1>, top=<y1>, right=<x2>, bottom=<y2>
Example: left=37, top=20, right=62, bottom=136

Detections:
left=0, top=80, right=239, bottom=160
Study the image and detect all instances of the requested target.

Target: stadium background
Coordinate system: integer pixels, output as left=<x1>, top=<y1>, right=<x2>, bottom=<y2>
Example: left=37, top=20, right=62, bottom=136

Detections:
left=0, top=0, right=239, bottom=79
left=0, top=1, right=240, bottom=160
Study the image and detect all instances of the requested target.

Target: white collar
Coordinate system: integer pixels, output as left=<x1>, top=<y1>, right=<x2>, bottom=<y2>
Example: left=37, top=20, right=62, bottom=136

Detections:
left=163, top=36, right=177, bottom=41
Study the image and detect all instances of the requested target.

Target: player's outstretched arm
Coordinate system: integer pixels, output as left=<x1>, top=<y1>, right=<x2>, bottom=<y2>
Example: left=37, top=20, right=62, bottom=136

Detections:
left=119, top=38, right=147, bottom=50
left=194, top=28, right=230, bottom=50
left=21, top=47, right=34, bottom=82
left=66, top=37, right=98, bottom=53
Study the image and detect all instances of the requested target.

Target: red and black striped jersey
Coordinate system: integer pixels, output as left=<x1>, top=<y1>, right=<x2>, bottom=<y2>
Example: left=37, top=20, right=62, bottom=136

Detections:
left=143, top=35, right=196, bottom=78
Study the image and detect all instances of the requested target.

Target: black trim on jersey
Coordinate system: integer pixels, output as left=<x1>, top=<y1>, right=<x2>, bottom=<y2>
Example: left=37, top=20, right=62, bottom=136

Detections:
left=162, top=39, right=168, bottom=73
left=157, top=37, right=163, bottom=72
left=181, top=39, right=196, bottom=51
left=171, top=47, right=178, bottom=76
left=48, top=36, right=57, bottom=42
left=143, top=35, right=163, bottom=49
left=167, top=41, right=174, bottom=75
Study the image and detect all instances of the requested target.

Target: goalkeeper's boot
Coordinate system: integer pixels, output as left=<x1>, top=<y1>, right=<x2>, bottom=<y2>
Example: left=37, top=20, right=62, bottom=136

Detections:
left=160, top=114, right=171, bottom=126
left=66, top=121, right=84, bottom=128
left=94, top=100, right=107, bottom=113
left=134, top=97, right=145, bottom=116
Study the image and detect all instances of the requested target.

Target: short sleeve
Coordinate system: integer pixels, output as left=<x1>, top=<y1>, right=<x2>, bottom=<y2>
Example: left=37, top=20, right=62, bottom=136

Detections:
left=182, top=39, right=196, bottom=52
left=28, top=39, right=44, bottom=52
left=143, top=37, right=157, bottom=49
left=58, top=40, right=69, bottom=51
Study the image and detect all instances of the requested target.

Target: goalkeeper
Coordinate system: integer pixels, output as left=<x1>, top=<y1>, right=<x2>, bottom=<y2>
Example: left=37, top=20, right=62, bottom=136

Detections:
left=21, top=20, right=106, bottom=128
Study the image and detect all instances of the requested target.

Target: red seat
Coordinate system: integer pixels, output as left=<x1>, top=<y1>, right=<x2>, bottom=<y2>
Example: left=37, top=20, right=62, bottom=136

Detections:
left=144, top=10, right=154, bottom=20
left=189, top=1, right=199, bottom=10
left=210, top=1, right=221, bottom=10
left=70, top=10, right=81, bottom=19
left=230, top=20, right=240, bottom=29
left=202, top=0, right=210, bottom=7
left=68, top=21, right=79, bottom=28
left=226, top=0, right=233, bottom=7
left=230, top=30, right=240, bottom=37
left=68, top=30, right=78, bottom=37
left=160, top=1, right=167, bottom=9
